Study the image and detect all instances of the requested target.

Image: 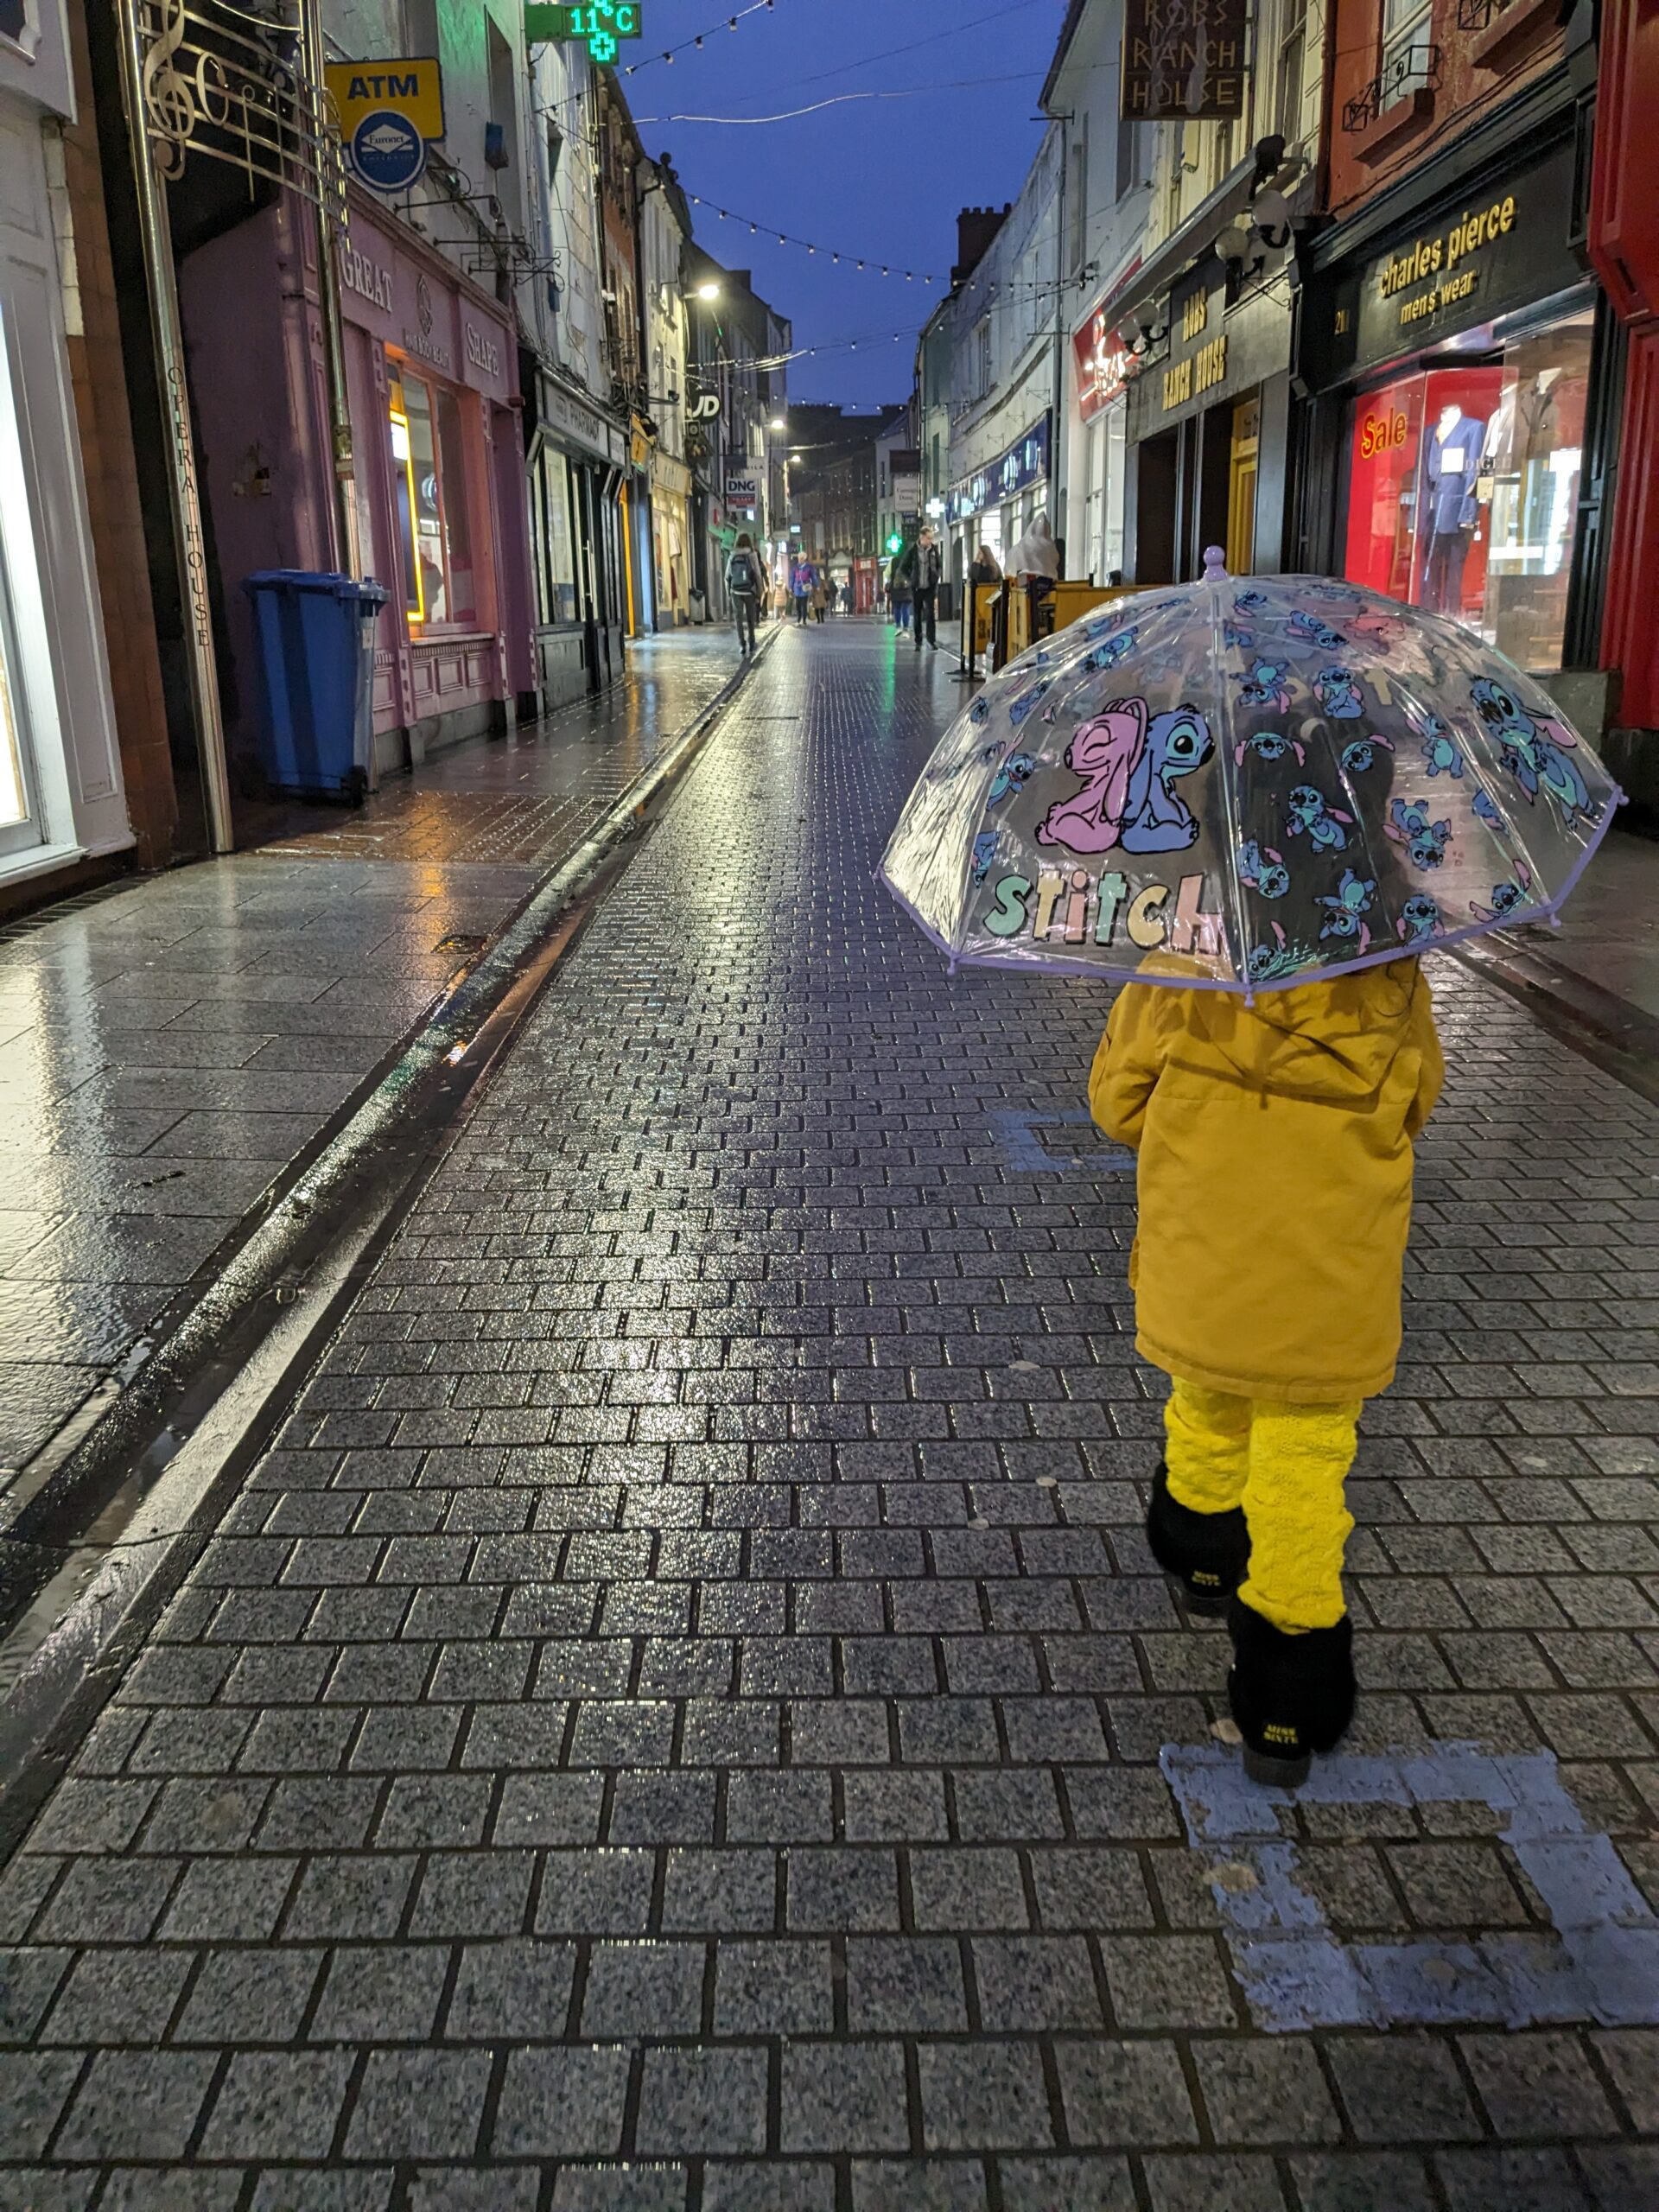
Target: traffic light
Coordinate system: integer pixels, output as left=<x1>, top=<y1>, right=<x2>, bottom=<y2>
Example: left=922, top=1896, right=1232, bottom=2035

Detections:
left=885, top=531, right=904, bottom=556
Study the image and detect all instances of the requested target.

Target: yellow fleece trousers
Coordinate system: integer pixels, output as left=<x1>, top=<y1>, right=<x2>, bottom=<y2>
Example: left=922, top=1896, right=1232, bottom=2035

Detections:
left=1164, top=1378, right=1360, bottom=1632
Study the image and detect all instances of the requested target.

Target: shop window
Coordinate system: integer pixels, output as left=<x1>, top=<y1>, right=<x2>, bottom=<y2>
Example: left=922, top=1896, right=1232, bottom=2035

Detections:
left=486, top=18, right=521, bottom=230
left=389, top=366, right=478, bottom=631
left=403, top=0, right=437, bottom=56
left=534, top=448, right=579, bottom=626
left=1342, top=308, right=1593, bottom=669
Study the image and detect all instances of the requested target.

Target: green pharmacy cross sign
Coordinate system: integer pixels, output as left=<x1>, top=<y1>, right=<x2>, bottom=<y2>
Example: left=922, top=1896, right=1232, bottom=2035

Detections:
left=524, top=2, right=643, bottom=62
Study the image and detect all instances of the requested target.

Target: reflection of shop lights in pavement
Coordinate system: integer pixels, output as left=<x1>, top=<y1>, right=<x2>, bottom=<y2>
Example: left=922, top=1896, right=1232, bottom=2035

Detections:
left=445, top=1040, right=469, bottom=1065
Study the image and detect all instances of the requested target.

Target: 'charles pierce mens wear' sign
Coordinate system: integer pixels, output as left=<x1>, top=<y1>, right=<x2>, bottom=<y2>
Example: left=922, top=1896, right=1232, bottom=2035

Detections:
left=1326, top=142, right=1581, bottom=381
left=1121, top=0, right=1249, bottom=120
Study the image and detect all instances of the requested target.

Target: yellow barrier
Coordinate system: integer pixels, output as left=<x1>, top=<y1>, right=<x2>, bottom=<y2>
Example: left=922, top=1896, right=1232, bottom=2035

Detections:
left=992, top=580, right=1155, bottom=671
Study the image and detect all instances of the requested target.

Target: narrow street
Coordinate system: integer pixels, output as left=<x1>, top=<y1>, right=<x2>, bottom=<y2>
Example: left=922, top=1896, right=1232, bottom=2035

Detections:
left=1, top=623, right=1656, bottom=2209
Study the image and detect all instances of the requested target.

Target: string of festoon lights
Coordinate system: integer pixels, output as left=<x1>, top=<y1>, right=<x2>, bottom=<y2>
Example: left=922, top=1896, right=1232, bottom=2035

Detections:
left=709, top=324, right=921, bottom=372
left=686, top=194, right=941, bottom=286
left=621, top=0, right=779, bottom=75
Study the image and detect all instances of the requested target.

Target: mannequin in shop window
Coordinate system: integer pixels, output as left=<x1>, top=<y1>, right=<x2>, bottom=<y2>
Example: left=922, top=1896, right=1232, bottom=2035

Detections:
left=1420, top=402, right=1486, bottom=615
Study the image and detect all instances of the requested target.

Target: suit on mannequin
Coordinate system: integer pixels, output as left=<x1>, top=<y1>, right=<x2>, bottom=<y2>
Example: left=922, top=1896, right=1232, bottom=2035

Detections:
left=1420, top=404, right=1486, bottom=613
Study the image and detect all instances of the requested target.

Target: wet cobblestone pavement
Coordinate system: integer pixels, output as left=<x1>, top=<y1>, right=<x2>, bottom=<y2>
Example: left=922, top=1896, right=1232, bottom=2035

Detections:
left=257, top=633, right=749, bottom=870
left=3, top=623, right=1658, bottom=2209
left=0, top=632, right=746, bottom=1484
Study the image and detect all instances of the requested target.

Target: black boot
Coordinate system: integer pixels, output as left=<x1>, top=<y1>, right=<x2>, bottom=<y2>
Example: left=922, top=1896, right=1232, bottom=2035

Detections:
left=1226, top=1598, right=1356, bottom=1788
left=1145, top=1459, right=1248, bottom=1617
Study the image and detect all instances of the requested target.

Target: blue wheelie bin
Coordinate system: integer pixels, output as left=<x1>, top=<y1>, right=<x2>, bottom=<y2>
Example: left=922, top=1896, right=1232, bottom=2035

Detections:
left=243, top=570, right=390, bottom=803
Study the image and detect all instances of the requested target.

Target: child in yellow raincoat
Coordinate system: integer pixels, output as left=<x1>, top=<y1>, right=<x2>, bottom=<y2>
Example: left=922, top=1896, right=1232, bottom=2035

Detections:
left=1090, top=956, right=1443, bottom=1783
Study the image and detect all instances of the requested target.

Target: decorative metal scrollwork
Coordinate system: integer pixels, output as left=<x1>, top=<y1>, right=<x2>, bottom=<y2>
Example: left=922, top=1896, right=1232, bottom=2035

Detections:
left=136, top=0, right=346, bottom=220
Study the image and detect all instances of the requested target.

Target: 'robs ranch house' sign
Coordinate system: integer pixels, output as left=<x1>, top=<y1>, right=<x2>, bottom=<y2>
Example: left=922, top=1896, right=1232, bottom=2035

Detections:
left=1121, top=0, right=1249, bottom=120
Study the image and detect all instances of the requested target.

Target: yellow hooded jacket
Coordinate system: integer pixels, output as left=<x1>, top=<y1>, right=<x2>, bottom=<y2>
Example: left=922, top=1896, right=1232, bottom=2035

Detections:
left=1090, top=957, right=1444, bottom=1403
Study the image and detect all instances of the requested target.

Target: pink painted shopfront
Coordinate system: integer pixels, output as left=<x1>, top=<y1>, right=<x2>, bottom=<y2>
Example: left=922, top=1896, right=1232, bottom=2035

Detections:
left=337, top=192, right=535, bottom=768
left=176, top=185, right=533, bottom=798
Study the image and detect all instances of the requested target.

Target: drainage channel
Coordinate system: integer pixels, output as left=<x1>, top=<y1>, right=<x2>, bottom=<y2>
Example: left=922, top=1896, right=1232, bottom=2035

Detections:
left=0, top=627, right=778, bottom=1856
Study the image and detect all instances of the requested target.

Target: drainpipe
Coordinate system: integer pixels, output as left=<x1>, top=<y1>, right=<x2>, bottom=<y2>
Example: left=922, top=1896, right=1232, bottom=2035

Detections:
left=113, top=0, right=235, bottom=855
left=1051, top=114, right=1071, bottom=563
left=632, top=162, right=662, bottom=632
left=302, top=0, right=359, bottom=576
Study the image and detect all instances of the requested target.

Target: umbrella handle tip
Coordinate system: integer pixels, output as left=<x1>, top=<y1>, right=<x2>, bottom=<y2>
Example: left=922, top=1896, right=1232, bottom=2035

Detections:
left=1201, top=546, right=1230, bottom=581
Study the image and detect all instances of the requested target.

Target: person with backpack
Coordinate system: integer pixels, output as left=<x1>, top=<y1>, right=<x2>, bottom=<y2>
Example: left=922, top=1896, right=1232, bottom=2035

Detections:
left=725, top=532, right=763, bottom=654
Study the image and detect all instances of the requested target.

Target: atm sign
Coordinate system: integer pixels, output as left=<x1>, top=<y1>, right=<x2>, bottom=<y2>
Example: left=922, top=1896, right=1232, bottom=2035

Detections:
left=324, top=58, right=445, bottom=142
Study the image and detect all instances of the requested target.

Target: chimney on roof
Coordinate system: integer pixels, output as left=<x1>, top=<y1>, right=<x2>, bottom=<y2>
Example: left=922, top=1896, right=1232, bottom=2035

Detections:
left=952, top=205, right=1010, bottom=288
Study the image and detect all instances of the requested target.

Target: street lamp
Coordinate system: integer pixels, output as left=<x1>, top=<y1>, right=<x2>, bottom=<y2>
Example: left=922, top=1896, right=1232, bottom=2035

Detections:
left=694, top=281, right=721, bottom=302
left=769, top=416, right=785, bottom=431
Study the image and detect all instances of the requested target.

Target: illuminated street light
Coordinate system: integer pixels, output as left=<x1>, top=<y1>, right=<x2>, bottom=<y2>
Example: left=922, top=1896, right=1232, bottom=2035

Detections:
left=769, top=416, right=785, bottom=430
left=694, top=281, right=721, bottom=302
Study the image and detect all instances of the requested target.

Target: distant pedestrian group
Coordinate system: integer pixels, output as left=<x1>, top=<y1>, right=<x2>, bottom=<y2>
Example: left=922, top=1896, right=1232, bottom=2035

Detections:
left=791, top=557, right=840, bottom=624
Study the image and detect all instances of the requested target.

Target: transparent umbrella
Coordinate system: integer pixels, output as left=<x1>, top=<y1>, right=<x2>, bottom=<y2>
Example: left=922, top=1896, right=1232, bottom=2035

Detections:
left=880, top=563, right=1623, bottom=993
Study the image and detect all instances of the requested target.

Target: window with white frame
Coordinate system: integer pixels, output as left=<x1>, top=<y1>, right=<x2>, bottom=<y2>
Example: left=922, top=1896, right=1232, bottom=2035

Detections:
left=1278, top=0, right=1309, bottom=145
left=1381, top=0, right=1435, bottom=88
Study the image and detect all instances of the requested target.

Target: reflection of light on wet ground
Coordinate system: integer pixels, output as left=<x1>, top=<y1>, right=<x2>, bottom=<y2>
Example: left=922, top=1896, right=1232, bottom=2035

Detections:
left=0, top=634, right=749, bottom=1478
left=257, top=632, right=744, bottom=867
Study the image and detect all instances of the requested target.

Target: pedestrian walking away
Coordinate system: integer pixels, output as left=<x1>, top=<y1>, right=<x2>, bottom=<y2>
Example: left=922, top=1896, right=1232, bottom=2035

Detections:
left=790, top=554, right=816, bottom=624
left=725, top=530, right=763, bottom=654
left=887, top=557, right=912, bottom=632
left=810, top=578, right=828, bottom=623
left=1092, top=958, right=1443, bottom=1783
left=897, top=524, right=942, bottom=648
left=881, top=566, right=1623, bottom=1792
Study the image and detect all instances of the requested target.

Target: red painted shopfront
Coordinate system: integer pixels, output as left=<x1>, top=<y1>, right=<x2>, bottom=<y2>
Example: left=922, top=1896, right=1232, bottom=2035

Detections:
left=1589, top=0, right=1659, bottom=753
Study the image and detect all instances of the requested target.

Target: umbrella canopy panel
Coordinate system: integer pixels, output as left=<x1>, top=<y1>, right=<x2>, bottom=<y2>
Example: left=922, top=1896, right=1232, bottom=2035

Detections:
left=880, top=576, right=1623, bottom=994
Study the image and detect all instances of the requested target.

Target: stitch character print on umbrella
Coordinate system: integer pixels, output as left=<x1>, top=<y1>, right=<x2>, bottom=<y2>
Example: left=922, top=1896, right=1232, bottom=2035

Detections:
left=880, top=562, right=1623, bottom=992
left=1033, top=698, right=1211, bottom=855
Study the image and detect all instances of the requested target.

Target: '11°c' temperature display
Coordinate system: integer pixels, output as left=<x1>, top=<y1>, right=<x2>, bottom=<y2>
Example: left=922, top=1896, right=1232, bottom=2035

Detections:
left=524, top=3, right=644, bottom=65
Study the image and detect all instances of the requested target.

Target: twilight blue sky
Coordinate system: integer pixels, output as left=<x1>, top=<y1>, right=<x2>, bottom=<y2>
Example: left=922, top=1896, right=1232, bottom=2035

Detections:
left=625, top=0, right=1066, bottom=408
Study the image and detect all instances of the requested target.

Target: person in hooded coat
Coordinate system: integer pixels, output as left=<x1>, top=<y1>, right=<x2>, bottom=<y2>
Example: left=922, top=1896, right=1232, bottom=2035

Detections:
left=1007, top=511, right=1061, bottom=580
left=1090, top=956, right=1443, bottom=1783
